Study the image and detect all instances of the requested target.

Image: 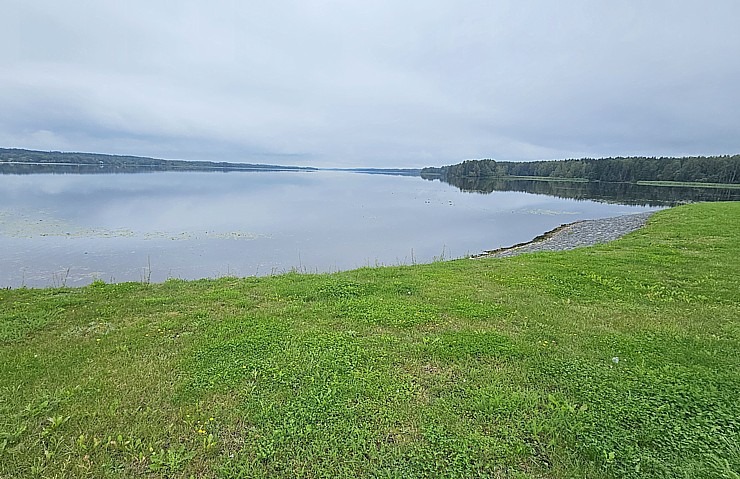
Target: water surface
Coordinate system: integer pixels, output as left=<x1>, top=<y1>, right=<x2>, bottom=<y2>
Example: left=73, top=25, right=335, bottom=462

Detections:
left=1, top=171, right=658, bottom=287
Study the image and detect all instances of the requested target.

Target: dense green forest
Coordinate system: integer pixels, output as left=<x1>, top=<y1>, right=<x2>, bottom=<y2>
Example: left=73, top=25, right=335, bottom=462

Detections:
left=0, top=148, right=316, bottom=174
left=422, top=155, right=740, bottom=184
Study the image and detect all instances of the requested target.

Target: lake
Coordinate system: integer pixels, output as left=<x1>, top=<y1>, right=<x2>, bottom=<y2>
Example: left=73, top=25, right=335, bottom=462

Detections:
left=0, top=170, right=687, bottom=288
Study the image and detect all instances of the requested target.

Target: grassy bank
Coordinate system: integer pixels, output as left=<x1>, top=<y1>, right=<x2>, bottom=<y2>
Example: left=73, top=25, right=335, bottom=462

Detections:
left=635, top=180, right=740, bottom=189
left=1, top=203, right=739, bottom=478
left=479, top=175, right=591, bottom=182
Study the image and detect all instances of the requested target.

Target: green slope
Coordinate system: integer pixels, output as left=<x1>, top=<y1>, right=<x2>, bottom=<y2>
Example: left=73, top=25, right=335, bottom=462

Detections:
left=1, top=203, right=738, bottom=478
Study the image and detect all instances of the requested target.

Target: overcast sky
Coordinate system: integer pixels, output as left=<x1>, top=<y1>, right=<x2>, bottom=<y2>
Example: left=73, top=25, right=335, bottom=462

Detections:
left=2, top=1, right=739, bottom=167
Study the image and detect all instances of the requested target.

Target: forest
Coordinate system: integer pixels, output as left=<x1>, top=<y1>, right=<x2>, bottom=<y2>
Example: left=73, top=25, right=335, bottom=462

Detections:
left=421, top=155, right=740, bottom=185
left=0, top=148, right=315, bottom=174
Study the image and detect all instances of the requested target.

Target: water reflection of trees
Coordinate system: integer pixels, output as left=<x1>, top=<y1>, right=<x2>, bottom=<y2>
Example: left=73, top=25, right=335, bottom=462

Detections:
left=0, top=163, right=308, bottom=175
left=429, top=176, right=740, bottom=207
left=0, top=149, right=316, bottom=175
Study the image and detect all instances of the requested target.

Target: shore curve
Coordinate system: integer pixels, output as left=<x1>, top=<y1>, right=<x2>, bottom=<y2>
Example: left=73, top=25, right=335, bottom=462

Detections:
left=473, top=211, right=656, bottom=259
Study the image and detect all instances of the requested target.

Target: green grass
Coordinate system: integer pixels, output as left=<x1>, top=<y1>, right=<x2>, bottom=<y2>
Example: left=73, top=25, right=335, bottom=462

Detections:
left=1, top=202, right=739, bottom=478
left=492, top=175, right=591, bottom=182
left=636, top=180, right=740, bottom=189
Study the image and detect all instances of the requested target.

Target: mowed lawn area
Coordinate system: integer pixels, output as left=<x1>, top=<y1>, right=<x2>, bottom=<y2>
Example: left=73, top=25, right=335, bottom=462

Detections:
left=1, top=203, right=738, bottom=478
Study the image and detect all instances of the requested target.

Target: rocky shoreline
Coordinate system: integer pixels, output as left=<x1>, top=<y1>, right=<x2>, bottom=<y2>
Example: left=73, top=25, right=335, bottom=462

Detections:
left=473, top=211, right=657, bottom=259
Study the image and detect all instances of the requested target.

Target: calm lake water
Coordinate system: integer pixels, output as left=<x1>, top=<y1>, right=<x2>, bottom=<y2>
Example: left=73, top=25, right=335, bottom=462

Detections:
left=1, top=170, right=662, bottom=288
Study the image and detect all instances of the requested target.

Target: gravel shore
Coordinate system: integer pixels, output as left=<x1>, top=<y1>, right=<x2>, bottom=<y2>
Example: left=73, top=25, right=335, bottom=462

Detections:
left=474, top=211, right=656, bottom=259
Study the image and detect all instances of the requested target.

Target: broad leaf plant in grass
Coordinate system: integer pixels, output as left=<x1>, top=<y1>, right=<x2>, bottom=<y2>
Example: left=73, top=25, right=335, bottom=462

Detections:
left=1, top=202, right=738, bottom=478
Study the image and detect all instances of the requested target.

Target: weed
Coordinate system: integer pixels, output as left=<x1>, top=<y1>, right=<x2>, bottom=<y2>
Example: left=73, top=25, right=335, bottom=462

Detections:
left=148, top=445, right=196, bottom=474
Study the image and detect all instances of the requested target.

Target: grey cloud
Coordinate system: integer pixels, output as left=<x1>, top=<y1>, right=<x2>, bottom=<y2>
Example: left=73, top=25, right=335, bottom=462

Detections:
left=2, top=0, right=739, bottom=167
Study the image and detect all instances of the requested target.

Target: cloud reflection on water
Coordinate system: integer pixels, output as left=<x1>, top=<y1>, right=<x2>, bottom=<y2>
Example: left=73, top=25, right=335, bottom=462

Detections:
left=0, top=171, right=657, bottom=287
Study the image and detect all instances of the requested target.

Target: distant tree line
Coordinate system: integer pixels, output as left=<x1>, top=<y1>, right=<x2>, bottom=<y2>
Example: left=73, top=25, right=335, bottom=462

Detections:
left=421, top=155, right=740, bottom=184
left=0, top=148, right=315, bottom=173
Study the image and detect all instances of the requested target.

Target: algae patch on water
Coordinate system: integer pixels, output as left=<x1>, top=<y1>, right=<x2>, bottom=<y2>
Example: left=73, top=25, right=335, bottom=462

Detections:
left=0, top=208, right=267, bottom=241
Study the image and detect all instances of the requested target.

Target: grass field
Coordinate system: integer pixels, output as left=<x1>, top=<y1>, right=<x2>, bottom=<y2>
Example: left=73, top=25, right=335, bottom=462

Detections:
left=490, top=176, right=591, bottom=182
left=635, top=180, right=740, bottom=189
left=1, top=202, right=738, bottom=478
